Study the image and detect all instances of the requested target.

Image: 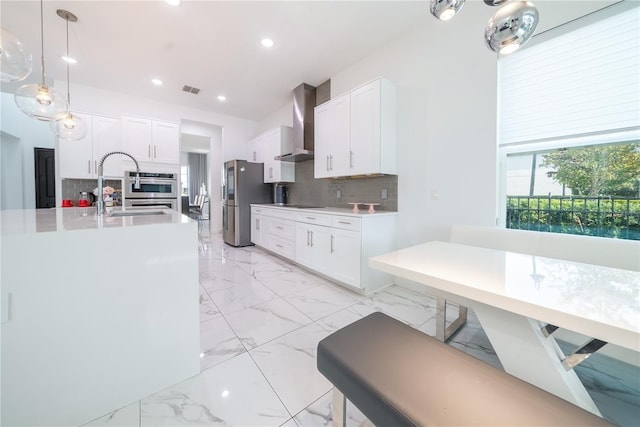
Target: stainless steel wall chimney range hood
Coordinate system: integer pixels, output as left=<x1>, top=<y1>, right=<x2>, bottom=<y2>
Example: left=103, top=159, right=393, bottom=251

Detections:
left=275, top=83, right=316, bottom=162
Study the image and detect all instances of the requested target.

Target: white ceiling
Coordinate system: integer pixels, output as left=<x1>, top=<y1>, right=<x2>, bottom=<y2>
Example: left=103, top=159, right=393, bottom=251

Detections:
left=1, top=0, right=430, bottom=121
left=1, top=1, right=621, bottom=122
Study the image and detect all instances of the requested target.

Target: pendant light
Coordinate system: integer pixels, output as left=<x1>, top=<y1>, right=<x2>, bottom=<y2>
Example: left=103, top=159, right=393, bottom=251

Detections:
left=484, top=1, right=539, bottom=55
left=50, top=9, right=87, bottom=140
left=0, top=28, right=33, bottom=82
left=14, top=0, right=68, bottom=121
left=430, top=0, right=466, bottom=21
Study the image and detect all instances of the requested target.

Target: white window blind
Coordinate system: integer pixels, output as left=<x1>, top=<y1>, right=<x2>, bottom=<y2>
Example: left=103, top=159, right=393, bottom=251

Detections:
left=498, top=2, right=640, bottom=150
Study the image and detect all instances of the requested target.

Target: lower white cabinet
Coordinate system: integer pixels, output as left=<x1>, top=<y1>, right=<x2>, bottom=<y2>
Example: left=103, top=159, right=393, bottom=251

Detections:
left=251, top=205, right=396, bottom=293
left=251, top=210, right=269, bottom=247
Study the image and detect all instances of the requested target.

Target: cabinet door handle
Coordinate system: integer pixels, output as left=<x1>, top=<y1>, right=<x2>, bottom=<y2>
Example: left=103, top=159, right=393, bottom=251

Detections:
left=326, top=155, right=330, bottom=171
left=310, top=230, right=314, bottom=247
left=148, top=144, right=151, bottom=158
left=330, top=155, right=333, bottom=171
left=330, top=235, right=334, bottom=253
left=256, top=218, right=260, bottom=230
left=94, top=160, right=97, bottom=175
left=87, top=160, right=91, bottom=174
left=307, top=230, right=310, bottom=246
left=154, top=146, right=157, bottom=159
left=350, top=151, right=354, bottom=168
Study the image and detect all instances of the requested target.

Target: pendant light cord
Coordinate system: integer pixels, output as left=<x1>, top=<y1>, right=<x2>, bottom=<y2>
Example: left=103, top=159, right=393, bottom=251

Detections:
left=65, top=16, right=70, bottom=105
left=39, top=0, right=46, bottom=85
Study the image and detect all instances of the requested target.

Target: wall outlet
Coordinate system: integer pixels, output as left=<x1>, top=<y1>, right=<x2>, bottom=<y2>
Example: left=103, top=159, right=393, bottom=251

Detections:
left=381, top=188, right=388, bottom=200
left=336, top=190, right=341, bottom=199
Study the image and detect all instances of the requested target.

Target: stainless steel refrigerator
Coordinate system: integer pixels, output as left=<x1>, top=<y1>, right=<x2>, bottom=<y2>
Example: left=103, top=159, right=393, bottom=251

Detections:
left=222, top=160, right=272, bottom=246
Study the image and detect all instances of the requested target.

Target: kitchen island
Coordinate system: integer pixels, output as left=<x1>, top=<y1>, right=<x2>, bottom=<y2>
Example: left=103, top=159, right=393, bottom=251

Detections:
left=1, top=207, right=200, bottom=426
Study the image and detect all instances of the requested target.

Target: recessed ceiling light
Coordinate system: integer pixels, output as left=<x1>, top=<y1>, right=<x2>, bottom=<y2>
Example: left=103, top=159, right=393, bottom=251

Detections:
left=152, top=78, right=164, bottom=86
left=260, top=38, right=274, bottom=48
left=165, top=0, right=181, bottom=6
left=217, top=95, right=227, bottom=102
left=61, top=56, right=77, bottom=64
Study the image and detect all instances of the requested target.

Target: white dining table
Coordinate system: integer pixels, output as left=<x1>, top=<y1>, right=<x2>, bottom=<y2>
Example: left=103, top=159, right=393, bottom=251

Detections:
left=369, top=241, right=640, bottom=415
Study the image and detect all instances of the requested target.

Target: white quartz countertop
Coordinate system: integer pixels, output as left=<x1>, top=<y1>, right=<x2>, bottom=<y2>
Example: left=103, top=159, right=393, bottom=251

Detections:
left=250, top=203, right=397, bottom=217
left=1, top=207, right=191, bottom=235
left=370, top=241, right=640, bottom=352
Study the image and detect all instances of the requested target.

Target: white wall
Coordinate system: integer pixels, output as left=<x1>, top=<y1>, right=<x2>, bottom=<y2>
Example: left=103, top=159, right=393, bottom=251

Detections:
left=0, top=93, right=57, bottom=210
left=254, top=101, right=293, bottom=135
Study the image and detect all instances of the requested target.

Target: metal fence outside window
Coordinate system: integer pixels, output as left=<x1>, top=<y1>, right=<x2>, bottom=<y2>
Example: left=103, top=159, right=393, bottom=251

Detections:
left=506, top=196, right=640, bottom=241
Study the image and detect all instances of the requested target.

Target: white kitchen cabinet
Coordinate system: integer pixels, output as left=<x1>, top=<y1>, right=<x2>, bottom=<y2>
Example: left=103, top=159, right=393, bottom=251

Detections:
left=262, top=126, right=294, bottom=183
left=313, top=94, right=350, bottom=178
left=314, top=77, right=396, bottom=178
left=251, top=205, right=396, bottom=293
left=58, top=114, right=122, bottom=179
left=330, top=227, right=361, bottom=287
left=122, top=116, right=179, bottom=165
left=295, top=222, right=332, bottom=274
left=251, top=209, right=269, bottom=247
left=247, top=135, right=264, bottom=163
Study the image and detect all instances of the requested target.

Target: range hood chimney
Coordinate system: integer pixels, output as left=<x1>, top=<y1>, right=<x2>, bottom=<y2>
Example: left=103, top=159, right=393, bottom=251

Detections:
left=275, top=83, right=316, bottom=162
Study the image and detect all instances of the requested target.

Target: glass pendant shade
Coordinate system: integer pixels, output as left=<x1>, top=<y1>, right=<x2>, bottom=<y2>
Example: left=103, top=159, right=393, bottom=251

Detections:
left=430, top=0, right=465, bottom=21
left=484, top=1, right=539, bottom=55
left=15, top=83, right=68, bottom=121
left=0, top=28, right=33, bottom=82
left=50, top=111, right=87, bottom=140
left=483, top=0, right=509, bottom=6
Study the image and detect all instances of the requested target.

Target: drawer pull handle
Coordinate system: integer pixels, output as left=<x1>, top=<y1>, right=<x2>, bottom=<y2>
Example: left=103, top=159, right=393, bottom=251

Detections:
left=276, top=226, right=283, bottom=230
left=276, top=244, right=283, bottom=248
left=306, top=216, right=316, bottom=220
left=338, top=221, right=352, bottom=225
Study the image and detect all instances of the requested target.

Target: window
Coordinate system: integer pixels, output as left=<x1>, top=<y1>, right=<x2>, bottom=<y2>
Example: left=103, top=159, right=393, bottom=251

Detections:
left=498, top=1, right=640, bottom=240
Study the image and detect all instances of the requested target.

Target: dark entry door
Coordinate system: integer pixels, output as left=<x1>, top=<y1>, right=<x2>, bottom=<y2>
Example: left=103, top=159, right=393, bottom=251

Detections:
left=34, top=147, right=56, bottom=208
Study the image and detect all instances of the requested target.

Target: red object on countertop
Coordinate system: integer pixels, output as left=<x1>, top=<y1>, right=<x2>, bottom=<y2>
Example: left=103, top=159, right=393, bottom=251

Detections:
left=62, top=199, right=74, bottom=207
left=78, top=199, right=91, bottom=207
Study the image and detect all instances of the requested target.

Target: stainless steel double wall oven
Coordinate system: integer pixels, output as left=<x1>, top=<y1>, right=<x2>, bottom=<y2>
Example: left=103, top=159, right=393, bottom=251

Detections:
left=124, top=171, right=178, bottom=210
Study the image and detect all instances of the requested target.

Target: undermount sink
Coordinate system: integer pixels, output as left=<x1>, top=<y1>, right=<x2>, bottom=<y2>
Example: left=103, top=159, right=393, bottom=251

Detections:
left=109, top=209, right=168, bottom=217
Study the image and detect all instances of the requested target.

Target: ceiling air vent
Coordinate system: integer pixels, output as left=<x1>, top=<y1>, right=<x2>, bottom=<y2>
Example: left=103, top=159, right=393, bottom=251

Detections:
left=182, top=85, right=201, bottom=95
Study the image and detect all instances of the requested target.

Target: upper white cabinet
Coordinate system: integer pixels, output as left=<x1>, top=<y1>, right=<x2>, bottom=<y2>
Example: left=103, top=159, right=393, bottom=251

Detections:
left=248, top=126, right=295, bottom=183
left=314, top=94, right=350, bottom=178
left=314, top=77, right=396, bottom=178
left=122, top=116, right=179, bottom=165
left=58, top=114, right=122, bottom=179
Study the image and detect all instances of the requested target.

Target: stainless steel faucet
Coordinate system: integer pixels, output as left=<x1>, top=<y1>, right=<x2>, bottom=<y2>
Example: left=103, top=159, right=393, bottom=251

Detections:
left=97, top=151, right=140, bottom=217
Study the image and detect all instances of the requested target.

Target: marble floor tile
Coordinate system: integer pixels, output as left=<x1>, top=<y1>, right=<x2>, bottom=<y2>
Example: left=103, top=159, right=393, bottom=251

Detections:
left=293, top=390, right=368, bottom=427
left=199, top=315, right=246, bottom=371
left=82, top=401, right=140, bottom=427
left=199, top=287, right=220, bottom=322
left=316, top=304, right=377, bottom=333
left=207, top=280, right=278, bottom=315
left=256, top=267, right=331, bottom=298
left=281, top=418, right=299, bottom=427
left=141, top=353, right=290, bottom=426
left=250, top=323, right=333, bottom=416
left=224, top=297, right=313, bottom=349
left=351, top=285, right=437, bottom=327
left=200, top=261, right=264, bottom=293
left=282, top=283, right=363, bottom=321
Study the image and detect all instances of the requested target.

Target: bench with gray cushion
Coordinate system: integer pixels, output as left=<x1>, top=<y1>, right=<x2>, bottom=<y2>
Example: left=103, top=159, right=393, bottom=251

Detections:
left=317, top=312, right=613, bottom=427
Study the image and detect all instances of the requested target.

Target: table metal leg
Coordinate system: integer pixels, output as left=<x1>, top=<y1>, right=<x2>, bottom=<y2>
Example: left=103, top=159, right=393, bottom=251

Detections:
left=435, top=298, right=468, bottom=342
left=473, top=303, right=601, bottom=416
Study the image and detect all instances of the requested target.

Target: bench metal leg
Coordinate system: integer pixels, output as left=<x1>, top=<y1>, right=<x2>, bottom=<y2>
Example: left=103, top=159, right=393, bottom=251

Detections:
left=332, top=387, right=346, bottom=427
left=435, top=298, right=468, bottom=342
